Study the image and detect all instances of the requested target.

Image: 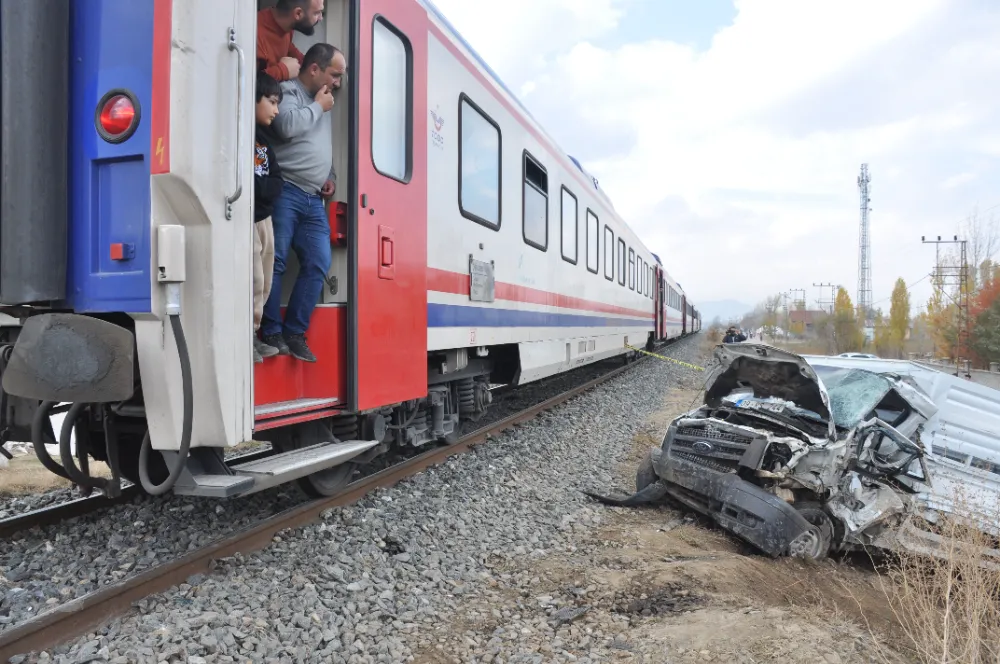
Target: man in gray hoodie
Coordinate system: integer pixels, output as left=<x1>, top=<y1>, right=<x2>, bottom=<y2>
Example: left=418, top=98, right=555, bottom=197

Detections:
left=260, top=42, right=346, bottom=363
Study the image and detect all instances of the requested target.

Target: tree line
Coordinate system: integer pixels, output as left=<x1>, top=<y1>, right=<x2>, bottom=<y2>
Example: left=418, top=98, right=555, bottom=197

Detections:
left=724, top=210, right=1000, bottom=366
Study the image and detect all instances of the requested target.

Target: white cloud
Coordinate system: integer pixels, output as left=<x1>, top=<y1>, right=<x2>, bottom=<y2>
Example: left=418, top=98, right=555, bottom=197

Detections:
left=431, top=0, right=1000, bottom=315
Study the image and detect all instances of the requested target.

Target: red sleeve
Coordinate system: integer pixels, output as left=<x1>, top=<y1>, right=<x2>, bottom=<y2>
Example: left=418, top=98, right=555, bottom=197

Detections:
left=288, top=39, right=305, bottom=63
left=263, top=60, right=290, bottom=81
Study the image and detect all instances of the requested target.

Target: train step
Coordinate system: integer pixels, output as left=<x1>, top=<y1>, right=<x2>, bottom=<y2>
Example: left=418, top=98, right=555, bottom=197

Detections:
left=170, top=439, right=379, bottom=498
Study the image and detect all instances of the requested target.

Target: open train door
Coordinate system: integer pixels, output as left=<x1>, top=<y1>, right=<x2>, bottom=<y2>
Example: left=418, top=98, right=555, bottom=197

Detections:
left=654, top=267, right=665, bottom=339
left=351, top=0, right=429, bottom=411
left=681, top=294, right=687, bottom=335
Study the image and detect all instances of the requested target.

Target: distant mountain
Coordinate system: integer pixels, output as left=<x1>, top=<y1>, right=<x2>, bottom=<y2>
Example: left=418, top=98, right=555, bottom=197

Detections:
left=698, top=300, right=753, bottom=326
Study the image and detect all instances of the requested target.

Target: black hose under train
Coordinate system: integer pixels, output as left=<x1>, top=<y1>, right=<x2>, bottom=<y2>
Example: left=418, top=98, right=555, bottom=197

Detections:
left=138, top=314, right=193, bottom=495
left=31, top=400, right=70, bottom=480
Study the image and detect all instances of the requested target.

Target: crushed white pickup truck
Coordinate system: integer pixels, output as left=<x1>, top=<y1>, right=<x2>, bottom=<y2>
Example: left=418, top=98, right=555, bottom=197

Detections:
left=599, top=343, right=1000, bottom=562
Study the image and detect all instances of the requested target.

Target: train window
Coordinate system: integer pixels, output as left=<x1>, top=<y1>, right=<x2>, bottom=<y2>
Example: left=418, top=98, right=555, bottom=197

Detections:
left=459, top=94, right=501, bottom=229
left=371, top=18, right=412, bottom=182
left=604, top=225, right=614, bottom=281
left=522, top=151, right=548, bottom=250
left=586, top=209, right=599, bottom=273
left=560, top=187, right=577, bottom=264
left=628, top=249, right=635, bottom=290
left=617, top=238, right=625, bottom=286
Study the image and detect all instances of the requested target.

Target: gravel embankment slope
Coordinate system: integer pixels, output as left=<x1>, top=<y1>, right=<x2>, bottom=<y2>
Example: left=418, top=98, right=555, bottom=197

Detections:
left=9, top=335, right=707, bottom=664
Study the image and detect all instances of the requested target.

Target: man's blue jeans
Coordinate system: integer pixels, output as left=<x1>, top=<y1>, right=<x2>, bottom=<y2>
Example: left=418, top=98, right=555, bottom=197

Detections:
left=260, top=181, right=332, bottom=338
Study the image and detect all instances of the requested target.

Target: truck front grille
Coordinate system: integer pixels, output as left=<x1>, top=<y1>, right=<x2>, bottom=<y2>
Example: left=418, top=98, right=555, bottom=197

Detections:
left=669, top=424, right=756, bottom=473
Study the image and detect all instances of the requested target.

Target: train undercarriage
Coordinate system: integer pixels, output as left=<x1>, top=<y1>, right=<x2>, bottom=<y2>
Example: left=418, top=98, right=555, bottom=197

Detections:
left=0, top=312, right=662, bottom=500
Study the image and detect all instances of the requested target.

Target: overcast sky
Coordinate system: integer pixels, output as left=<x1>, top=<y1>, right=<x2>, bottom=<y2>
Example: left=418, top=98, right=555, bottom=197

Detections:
left=430, top=0, right=1000, bottom=314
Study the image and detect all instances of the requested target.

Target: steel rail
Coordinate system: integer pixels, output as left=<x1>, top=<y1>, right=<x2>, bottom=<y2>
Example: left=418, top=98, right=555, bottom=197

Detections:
left=0, top=487, right=141, bottom=539
left=0, top=357, right=640, bottom=661
left=0, top=448, right=276, bottom=540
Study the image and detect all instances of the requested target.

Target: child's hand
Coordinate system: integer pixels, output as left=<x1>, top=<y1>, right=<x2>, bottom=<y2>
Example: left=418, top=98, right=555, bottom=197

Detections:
left=314, top=85, right=334, bottom=112
left=281, top=57, right=300, bottom=79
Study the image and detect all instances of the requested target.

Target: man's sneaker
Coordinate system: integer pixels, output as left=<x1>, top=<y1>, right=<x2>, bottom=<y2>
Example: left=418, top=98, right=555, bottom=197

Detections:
left=261, top=333, right=290, bottom=356
left=253, top=344, right=263, bottom=364
left=285, top=334, right=317, bottom=363
left=254, top=336, right=279, bottom=360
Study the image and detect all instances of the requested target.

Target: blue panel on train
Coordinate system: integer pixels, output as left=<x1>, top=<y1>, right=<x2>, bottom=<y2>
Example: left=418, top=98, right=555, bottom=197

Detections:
left=67, top=0, right=155, bottom=313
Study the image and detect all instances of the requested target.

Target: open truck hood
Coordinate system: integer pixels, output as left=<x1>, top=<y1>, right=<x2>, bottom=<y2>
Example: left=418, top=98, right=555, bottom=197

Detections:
left=705, top=343, right=835, bottom=439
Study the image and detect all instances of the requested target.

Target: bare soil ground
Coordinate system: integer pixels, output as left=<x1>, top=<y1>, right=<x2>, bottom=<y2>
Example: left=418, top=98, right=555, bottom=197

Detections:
left=414, top=383, right=907, bottom=663
left=0, top=453, right=112, bottom=496
left=0, top=440, right=270, bottom=497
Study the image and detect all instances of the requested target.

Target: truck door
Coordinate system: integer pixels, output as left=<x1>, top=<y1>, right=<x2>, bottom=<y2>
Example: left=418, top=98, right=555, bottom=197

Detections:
left=352, top=0, right=428, bottom=411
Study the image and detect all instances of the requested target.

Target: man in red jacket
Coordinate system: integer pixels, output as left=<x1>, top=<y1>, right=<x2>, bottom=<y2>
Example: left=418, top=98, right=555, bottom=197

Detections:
left=257, top=0, right=325, bottom=82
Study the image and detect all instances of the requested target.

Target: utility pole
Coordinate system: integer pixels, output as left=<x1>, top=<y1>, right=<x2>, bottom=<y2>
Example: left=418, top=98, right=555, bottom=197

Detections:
left=813, top=282, right=837, bottom=314
left=921, top=235, right=970, bottom=377
left=788, top=288, right=807, bottom=310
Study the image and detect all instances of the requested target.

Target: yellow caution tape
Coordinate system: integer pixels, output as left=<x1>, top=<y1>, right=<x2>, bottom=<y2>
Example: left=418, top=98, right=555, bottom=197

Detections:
left=625, top=344, right=705, bottom=371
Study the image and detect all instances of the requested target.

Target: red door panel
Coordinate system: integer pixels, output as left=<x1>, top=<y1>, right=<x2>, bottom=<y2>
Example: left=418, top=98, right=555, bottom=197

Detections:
left=355, top=0, right=428, bottom=411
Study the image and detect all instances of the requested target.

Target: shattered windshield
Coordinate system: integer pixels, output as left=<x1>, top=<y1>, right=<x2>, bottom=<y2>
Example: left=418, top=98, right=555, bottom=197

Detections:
left=812, top=366, right=892, bottom=429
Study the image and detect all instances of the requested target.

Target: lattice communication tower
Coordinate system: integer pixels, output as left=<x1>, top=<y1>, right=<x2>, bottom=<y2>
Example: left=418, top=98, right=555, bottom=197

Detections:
left=857, top=164, right=873, bottom=326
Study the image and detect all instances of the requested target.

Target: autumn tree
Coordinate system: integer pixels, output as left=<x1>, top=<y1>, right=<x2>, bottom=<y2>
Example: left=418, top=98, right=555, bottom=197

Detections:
left=761, top=294, right=781, bottom=339
left=961, top=209, right=1000, bottom=290
left=880, top=277, right=911, bottom=358
left=969, top=272, right=1000, bottom=366
left=925, top=271, right=955, bottom=358
left=832, top=287, right=864, bottom=353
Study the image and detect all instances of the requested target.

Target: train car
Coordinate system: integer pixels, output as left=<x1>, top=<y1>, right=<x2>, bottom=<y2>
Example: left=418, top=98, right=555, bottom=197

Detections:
left=0, top=0, right=698, bottom=500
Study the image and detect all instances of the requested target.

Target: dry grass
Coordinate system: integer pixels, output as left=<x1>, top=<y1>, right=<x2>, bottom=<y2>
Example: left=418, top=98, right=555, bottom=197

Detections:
left=0, top=452, right=112, bottom=496
left=856, top=499, right=1000, bottom=664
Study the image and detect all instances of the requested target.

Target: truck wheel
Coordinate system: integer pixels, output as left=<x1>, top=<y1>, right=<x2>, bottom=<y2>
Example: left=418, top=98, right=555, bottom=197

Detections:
left=635, top=449, right=658, bottom=492
left=788, top=502, right=834, bottom=560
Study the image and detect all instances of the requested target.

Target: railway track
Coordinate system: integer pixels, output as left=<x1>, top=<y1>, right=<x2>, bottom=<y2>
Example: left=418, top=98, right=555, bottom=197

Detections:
left=0, top=352, right=648, bottom=661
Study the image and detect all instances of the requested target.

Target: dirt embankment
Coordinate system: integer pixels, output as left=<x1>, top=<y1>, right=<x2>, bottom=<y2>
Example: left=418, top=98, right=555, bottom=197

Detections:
left=415, top=383, right=907, bottom=663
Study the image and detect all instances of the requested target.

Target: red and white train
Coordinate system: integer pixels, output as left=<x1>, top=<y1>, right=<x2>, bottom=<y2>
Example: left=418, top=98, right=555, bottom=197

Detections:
left=0, top=0, right=699, bottom=499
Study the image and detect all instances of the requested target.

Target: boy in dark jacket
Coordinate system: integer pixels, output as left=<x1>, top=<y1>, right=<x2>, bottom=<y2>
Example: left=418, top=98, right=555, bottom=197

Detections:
left=253, top=71, right=284, bottom=363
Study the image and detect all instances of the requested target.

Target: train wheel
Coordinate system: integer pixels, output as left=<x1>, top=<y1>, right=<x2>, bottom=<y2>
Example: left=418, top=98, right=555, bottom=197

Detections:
left=115, top=433, right=169, bottom=490
left=298, top=461, right=358, bottom=498
left=271, top=419, right=360, bottom=498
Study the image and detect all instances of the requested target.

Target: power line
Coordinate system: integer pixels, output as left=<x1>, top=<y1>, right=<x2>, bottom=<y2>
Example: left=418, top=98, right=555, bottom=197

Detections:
left=922, top=235, right=971, bottom=361
left=869, top=272, right=931, bottom=308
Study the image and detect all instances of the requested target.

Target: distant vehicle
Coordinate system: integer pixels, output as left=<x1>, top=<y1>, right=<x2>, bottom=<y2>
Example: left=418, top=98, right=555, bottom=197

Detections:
left=838, top=352, right=879, bottom=359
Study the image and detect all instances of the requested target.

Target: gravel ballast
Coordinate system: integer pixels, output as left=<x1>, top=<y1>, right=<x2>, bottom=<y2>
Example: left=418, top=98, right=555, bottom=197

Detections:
left=6, top=335, right=707, bottom=663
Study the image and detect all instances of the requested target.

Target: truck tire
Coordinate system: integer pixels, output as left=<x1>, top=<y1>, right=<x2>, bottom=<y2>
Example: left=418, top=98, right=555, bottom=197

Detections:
left=635, top=449, right=658, bottom=492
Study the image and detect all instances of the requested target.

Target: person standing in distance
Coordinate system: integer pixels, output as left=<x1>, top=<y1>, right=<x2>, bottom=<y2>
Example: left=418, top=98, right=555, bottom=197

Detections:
left=256, top=0, right=325, bottom=82
left=261, top=43, right=346, bottom=363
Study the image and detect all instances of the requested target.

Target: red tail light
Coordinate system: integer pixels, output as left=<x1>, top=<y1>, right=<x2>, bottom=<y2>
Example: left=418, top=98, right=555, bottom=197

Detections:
left=95, top=90, right=140, bottom=143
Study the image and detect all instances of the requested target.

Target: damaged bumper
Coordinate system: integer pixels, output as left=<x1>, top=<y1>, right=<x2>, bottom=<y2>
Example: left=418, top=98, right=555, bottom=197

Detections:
left=655, top=452, right=813, bottom=557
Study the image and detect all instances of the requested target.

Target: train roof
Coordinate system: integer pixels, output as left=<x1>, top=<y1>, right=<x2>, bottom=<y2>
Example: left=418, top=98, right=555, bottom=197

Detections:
left=421, top=0, right=618, bottom=216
